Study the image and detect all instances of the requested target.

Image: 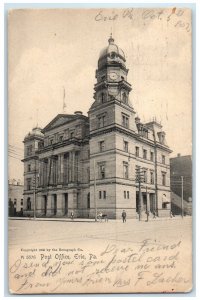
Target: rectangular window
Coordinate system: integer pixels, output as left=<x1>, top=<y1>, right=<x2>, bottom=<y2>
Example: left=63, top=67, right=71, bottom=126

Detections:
left=162, top=172, right=166, bottom=186
left=124, top=191, right=126, bottom=199
left=14, top=199, right=17, bottom=205
left=143, top=149, right=147, bottom=159
left=99, top=191, right=102, bottom=199
left=27, top=164, right=31, bottom=172
left=49, top=139, right=54, bottom=145
left=103, top=191, right=106, bottom=199
left=150, top=151, right=154, bottom=161
left=122, top=114, right=129, bottom=128
left=21, top=199, right=23, bottom=206
left=99, top=141, right=105, bottom=152
left=27, top=179, right=31, bottom=190
left=127, top=191, right=129, bottom=199
left=98, top=115, right=105, bottom=128
left=135, top=146, right=139, bottom=157
left=70, top=132, right=74, bottom=139
left=123, top=162, right=129, bottom=179
left=123, top=141, right=128, bottom=152
left=143, top=170, right=147, bottom=183
left=150, top=171, right=154, bottom=184
left=99, top=163, right=105, bottom=179
left=162, top=155, right=165, bottom=164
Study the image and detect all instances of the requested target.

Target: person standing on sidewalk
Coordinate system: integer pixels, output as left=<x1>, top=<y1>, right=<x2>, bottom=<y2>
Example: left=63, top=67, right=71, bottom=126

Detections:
left=70, top=211, right=74, bottom=221
left=122, top=210, right=127, bottom=223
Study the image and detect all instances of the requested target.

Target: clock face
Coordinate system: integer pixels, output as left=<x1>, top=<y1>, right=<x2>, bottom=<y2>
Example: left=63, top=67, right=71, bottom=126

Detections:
left=109, top=72, right=118, bottom=81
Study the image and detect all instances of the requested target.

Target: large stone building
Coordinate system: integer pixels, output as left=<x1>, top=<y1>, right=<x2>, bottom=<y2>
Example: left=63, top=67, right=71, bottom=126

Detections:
left=22, top=36, right=172, bottom=219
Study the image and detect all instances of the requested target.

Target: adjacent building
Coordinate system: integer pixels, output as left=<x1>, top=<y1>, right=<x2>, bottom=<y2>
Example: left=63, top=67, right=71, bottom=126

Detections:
left=8, top=180, right=24, bottom=216
left=170, top=154, right=192, bottom=215
left=22, top=36, right=172, bottom=219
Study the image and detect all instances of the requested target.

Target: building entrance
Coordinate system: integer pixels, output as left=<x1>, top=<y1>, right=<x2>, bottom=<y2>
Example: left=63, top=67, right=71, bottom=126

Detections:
left=53, top=194, right=57, bottom=215
left=64, top=193, right=68, bottom=215
left=44, top=195, right=47, bottom=215
left=150, top=193, right=156, bottom=213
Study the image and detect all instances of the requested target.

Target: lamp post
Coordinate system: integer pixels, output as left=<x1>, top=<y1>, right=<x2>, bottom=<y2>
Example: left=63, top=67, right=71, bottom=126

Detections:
left=93, top=159, right=97, bottom=222
left=181, top=176, right=184, bottom=218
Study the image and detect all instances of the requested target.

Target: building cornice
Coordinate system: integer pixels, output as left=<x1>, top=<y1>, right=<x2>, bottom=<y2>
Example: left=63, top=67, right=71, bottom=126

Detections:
left=36, top=137, right=89, bottom=154
left=90, top=124, right=172, bottom=153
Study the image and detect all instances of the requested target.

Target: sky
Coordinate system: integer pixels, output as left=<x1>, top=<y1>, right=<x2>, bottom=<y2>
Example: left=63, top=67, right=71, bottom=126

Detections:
left=8, top=8, right=192, bottom=182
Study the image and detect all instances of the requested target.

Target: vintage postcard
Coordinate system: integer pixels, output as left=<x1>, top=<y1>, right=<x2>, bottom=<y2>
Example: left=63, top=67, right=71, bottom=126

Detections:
left=8, top=8, right=192, bottom=294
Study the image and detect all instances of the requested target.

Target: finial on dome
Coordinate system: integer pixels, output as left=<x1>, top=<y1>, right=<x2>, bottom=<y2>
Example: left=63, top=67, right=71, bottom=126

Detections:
left=108, top=33, right=114, bottom=45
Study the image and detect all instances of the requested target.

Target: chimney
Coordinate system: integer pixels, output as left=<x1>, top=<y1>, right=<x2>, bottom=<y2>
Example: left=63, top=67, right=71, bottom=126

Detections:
left=74, top=111, right=83, bottom=116
left=135, top=117, right=140, bottom=124
left=177, top=153, right=181, bottom=157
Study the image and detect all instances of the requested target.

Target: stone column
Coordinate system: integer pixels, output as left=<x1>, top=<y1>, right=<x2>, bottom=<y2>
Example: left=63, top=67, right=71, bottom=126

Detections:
left=60, top=154, right=64, bottom=183
left=50, top=157, right=54, bottom=185
left=56, top=193, right=64, bottom=216
left=46, top=194, right=53, bottom=216
left=57, top=155, right=61, bottom=183
left=36, top=194, right=43, bottom=216
left=38, top=160, right=42, bottom=186
left=69, top=152, right=72, bottom=182
left=72, top=151, right=75, bottom=182
left=47, top=158, right=51, bottom=186
left=68, top=190, right=77, bottom=216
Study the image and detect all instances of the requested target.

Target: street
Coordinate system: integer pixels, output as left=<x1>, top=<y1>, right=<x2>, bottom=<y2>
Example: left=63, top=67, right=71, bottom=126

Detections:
left=9, top=216, right=192, bottom=248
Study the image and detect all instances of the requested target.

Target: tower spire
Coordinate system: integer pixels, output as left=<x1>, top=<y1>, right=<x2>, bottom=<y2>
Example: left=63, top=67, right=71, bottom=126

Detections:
left=108, top=32, right=114, bottom=45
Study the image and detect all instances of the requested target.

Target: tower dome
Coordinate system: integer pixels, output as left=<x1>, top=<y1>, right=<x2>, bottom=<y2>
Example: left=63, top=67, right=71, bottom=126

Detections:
left=99, top=35, right=125, bottom=60
left=24, top=126, right=44, bottom=141
left=98, top=35, right=126, bottom=69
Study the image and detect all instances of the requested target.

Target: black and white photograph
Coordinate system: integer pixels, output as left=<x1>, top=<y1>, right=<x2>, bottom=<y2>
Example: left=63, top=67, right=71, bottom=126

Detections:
left=8, top=7, right=192, bottom=294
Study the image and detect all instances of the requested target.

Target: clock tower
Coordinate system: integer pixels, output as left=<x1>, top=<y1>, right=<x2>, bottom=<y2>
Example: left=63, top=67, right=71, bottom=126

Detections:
left=88, top=36, right=137, bottom=219
left=93, top=34, right=132, bottom=107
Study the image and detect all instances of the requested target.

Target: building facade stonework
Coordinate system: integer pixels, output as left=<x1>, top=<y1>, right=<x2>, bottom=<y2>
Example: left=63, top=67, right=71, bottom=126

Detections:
left=22, top=36, right=172, bottom=219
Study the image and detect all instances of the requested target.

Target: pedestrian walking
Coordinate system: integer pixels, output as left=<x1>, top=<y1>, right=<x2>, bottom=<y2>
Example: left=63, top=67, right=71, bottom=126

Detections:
left=70, top=211, right=74, bottom=221
left=122, top=210, right=127, bottom=223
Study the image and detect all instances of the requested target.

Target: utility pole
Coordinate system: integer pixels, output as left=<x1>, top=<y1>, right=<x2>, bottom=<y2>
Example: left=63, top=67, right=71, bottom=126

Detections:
left=146, top=186, right=149, bottom=222
left=152, top=128, right=158, bottom=217
left=136, top=167, right=144, bottom=221
left=93, top=159, right=97, bottom=222
left=33, top=159, right=37, bottom=220
left=181, top=176, right=184, bottom=218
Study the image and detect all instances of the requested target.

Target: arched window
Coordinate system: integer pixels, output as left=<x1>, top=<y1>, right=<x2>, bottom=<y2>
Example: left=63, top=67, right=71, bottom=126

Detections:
left=87, top=193, right=90, bottom=209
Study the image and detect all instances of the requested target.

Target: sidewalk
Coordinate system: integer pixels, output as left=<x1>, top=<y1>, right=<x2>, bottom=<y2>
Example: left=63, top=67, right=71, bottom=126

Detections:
left=8, top=215, right=192, bottom=223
